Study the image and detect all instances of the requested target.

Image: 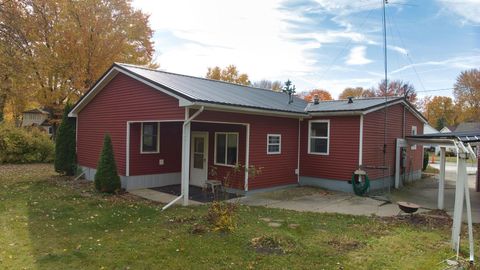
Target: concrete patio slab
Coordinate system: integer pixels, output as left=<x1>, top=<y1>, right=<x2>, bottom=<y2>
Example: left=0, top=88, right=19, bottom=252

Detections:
left=129, top=189, right=202, bottom=205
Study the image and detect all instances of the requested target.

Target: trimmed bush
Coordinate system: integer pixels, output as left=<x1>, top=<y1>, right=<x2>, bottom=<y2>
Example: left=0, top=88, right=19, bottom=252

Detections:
left=423, top=151, right=429, bottom=171
left=0, top=123, right=54, bottom=163
left=94, top=134, right=121, bottom=193
left=55, top=103, right=77, bottom=175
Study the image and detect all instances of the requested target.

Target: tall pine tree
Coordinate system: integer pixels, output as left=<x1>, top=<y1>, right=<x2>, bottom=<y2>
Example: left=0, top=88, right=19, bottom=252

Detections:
left=94, top=134, right=121, bottom=193
left=54, top=103, right=76, bottom=175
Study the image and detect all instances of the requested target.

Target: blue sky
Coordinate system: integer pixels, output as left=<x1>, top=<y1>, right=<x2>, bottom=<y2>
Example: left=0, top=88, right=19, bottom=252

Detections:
left=132, top=0, right=480, bottom=98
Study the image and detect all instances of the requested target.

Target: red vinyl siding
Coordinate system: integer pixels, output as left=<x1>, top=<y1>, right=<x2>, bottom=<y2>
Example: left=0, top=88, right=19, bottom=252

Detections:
left=77, top=73, right=185, bottom=175
left=300, top=116, right=360, bottom=181
left=194, top=110, right=299, bottom=190
left=129, top=122, right=182, bottom=176
left=362, top=103, right=424, bottom=180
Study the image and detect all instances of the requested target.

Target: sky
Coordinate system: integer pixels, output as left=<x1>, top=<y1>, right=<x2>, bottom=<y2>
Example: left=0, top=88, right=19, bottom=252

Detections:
left=131, top=0, right=480, bottom=99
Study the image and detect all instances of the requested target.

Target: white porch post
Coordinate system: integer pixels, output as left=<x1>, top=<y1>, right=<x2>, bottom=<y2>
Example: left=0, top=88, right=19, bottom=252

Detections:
left=438, top=147, right=446, bottom=210
left=181, top=121, right=191, bottom=206
left=451, top=151, right=466, bottom=249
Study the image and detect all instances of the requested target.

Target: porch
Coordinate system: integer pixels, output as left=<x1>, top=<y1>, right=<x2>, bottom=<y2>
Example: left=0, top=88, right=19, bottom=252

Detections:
left=124, top=111, right=251, bottom=205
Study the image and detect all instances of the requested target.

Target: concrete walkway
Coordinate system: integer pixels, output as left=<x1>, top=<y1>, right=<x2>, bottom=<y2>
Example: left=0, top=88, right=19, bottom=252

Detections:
left=238, top=188, right=411, bottom=217
left=129, top=189, right=202, bottom=205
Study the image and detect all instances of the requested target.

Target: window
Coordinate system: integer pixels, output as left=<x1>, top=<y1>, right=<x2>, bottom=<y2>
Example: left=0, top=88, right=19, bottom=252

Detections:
left=48, top=126, right=53, bottom=134
left=308, top=120, right=329, bottom=155
left=267, top=134, right=281, bottom=154
left=215, top=132, right=238, bottom=166
left=411, top=126, right=417, bottom=150
left=141, top=122, right=159, bottom=153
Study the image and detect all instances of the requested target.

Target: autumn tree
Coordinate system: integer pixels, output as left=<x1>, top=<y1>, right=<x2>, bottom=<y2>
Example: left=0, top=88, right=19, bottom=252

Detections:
left=423, top=96, right=456, bottom=130
left=206, top=65, right=250, bottom=85
left=301, top=89, right=333, bottom=102
left=253, top=80, right=283, bottom=91
left=0, top=0, right=156, bottom=123
left=454, top=68, right=480, bottom=122
left=372, top=79, right=417, bottom=103
left=338, top=87, right=375, bottom=99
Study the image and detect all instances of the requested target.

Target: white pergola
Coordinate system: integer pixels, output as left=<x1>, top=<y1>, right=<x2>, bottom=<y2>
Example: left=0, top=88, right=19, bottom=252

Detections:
left=396, top=131, right=479, bottom=262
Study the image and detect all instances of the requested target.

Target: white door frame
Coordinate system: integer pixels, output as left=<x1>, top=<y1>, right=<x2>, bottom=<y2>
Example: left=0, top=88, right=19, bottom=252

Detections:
left=190, top=131, right=209, bottom=187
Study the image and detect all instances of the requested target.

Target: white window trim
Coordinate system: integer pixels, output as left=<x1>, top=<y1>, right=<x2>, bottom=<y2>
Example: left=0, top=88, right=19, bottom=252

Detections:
left=140, top=122, right=160, bottom=154
left=308, top=119, right=330, bottom=155
left=267, top=134, right=281, bottom=155
left=214, top=132, right=239, bottom=167
left=411, top=125, right=417, bottom=150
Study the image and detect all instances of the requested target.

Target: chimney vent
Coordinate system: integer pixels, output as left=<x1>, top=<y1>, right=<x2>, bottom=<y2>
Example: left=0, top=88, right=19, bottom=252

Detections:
left=313, top=94, right=320, bottom=105
left=347, top=96, right=354, bottom=104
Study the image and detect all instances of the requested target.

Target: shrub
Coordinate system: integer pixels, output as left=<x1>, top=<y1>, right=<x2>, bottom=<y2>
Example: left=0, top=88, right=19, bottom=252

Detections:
left=206, top=201, right=238, bottom=232
left=94, top=134, right=121, bottom=193
left=0, top=123, right=54, bottom=163
left=55, top=103, right=77, bottom=175
left=423, top=151, right=429, bottom=171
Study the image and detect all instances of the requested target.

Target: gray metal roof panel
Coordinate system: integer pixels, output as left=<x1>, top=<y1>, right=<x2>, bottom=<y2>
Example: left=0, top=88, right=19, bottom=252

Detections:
left=116, top=63, right=308, bottom=114
left=306, top=97, right=403, bottom=112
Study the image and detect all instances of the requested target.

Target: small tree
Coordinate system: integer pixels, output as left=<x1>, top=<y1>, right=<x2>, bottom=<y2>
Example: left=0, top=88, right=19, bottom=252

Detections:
left=94, top=134, right=121, bottom=193
left=54, top=103, right=76, bottom=175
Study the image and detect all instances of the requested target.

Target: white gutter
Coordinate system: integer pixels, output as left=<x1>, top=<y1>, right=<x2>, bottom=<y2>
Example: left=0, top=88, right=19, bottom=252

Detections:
left=162, top=106, right=204, bottom=211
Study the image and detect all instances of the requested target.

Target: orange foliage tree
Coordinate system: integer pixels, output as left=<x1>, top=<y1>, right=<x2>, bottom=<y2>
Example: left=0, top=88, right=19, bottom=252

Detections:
left=301, top=89, right=333, bottom=102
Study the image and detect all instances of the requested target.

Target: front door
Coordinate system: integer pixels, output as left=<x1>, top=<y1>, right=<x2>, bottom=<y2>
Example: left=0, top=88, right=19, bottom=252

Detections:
left=190, top=132, right=208, bottom=187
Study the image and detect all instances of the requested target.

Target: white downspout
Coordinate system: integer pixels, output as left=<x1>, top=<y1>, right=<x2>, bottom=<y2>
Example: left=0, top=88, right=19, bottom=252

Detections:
left=162, top=106, right=204, bottom=211
left=126, top=122, right=130, bottom=177
left=297, top=118, right=301, bottom=184
left=244, top=124, right=250, bottom=192
left=358, top=115, right=364, bottom=167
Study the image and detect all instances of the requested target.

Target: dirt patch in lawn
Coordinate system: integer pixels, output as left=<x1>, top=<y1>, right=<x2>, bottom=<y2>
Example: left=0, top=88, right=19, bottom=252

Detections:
left=379, top=210, right=452, bottom=229
left=259, top=186, right=330, bottom=200
left=327, top=236, right=364, bottom=252
left=250, top=235, right=297, bottom=254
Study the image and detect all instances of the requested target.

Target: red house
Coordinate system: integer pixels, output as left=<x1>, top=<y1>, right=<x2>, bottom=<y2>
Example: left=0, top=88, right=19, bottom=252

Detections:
left=69, top=63, right=426, bottom=202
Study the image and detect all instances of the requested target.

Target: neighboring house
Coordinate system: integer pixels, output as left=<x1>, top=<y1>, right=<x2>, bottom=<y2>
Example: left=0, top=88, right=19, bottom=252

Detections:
left=440, top=125, right=456, bottom=133
left=69, top=63, right=426, bottom=193
left=423, top=124, right=439, bottom=153
left=455, top=121, right=480, bottom=133
left=21, top=108, right=53, bottom=136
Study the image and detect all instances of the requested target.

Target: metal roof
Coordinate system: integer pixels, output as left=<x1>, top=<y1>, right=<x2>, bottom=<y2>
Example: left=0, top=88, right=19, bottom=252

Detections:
left=116, top=63, right=308, bottom=114
left=407, top=130, right=480, bottom=144
left=23, top=108, right=49, bottom=114
left=305, top=96, right=403, bottom=112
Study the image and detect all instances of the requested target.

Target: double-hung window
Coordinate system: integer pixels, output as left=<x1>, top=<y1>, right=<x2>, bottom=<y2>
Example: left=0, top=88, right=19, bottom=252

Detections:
left=141, top=122, right=160, bottom=153
left=267, top=134, right=281, bottom=154
left=308, top=120, right=329, bottom=155
left=215, top=132, right=238, bottom=166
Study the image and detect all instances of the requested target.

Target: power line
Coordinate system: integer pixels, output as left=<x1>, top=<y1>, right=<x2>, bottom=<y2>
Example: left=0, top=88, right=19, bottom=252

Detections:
left=316, top=9, right=374, bottom=81
left=387, top=10, right=427, bottom=92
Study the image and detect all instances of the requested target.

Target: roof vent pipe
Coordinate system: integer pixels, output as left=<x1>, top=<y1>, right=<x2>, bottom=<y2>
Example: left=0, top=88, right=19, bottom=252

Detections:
left=313, top=94, right=320, bottom=105
left=347, top=96, right=354, bottom=104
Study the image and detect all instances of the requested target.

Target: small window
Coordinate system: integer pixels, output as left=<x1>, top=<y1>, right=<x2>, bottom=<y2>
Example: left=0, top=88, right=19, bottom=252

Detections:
left=308, top=120, right=329, bottom=155
left=267, top=134, right=281, bottom=154
left=215, top=132, right=238, bottom=166
left=48, top=126, right=53, bottom=134
left=411, top=126, right=417, bottom=150
left=141, top=122, right=159, bottom=153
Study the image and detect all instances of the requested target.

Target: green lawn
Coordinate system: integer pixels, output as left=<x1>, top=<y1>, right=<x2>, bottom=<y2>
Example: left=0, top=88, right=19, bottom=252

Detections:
left=1, top=164, right=478, bottom=269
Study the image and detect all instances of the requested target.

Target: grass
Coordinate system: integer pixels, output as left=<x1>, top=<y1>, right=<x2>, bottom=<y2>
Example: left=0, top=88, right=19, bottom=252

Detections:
left=1, top=164, right=479, bottom=269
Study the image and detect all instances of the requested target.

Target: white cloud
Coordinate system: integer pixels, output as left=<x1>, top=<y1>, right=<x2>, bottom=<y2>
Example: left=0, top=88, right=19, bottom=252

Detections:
left=437, top=0, right=480, bottom=24
left=346, top=46, right=372, bottom=65
left=390, top=54, right=480, bottom=74
left=132, top=0, right=314, bottom=81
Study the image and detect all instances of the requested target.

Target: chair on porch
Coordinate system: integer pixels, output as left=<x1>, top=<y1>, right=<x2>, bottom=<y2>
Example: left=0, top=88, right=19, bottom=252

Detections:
left=205, top=180, right=223, bottom=194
